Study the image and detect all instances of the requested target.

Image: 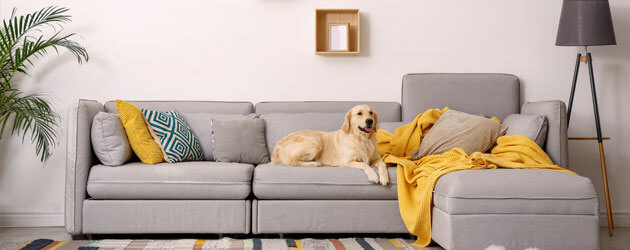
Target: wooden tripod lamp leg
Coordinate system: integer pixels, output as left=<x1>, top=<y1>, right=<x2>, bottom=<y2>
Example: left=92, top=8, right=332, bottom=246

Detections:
left=587, top=52, right=614, bottom=236
left=598, top=142, right=614, bottom=236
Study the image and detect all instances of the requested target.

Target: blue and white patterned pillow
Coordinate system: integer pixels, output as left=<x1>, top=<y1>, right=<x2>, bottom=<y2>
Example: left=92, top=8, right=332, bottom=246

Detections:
left=141, top=109, right=203, bottom=163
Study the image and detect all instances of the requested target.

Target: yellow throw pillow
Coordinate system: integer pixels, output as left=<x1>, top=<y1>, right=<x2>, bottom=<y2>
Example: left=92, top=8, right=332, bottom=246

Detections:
left=115, top=100, right=164, bottom=164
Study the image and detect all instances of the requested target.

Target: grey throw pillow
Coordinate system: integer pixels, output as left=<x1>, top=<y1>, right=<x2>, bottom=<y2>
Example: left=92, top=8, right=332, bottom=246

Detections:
left=503, top=114, right=548, bottom=147
left=211, top=118, right=270, bottom=164
left=91, top=112, right=132, bottom=166
left=411, top=110, right=507, bottom=160
left=181, top=113, right=251, bottom=161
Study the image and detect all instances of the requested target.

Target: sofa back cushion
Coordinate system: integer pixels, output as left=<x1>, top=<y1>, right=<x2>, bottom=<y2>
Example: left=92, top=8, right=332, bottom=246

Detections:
left=105, top=101, right=253, bottom=114
left=255, top=101, right=401, bottom=122
left=256, top=101, right=402, bottom=154
left=261, top=113, right=345, bottom=155
left=401, top=73, right=520, bottom=122
left=105, top=101, right=254, bottom=161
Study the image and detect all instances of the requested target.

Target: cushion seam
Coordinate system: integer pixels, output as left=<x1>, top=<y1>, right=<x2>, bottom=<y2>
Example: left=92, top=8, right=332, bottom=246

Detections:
left=441, top=211, right=598, bottom=216
left=89, top=181, right=250, bottom=185
left=254, top=181, right=397, bottom=186
left=433, top=192, right=598, bottom=200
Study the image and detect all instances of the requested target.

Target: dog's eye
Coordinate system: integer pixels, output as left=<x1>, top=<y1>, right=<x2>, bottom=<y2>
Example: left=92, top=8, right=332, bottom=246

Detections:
left=357, top=112, right=362, bottom=116
left=369, top=111, right=373, bottom=115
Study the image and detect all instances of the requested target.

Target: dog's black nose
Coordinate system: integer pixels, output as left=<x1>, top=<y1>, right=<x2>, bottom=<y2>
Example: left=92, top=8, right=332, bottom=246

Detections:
left=366, top=118, right=373, bottom=125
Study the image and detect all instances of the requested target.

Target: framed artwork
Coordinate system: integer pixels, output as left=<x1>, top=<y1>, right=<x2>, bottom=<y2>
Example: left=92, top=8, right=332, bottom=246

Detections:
left=328, top=23, right=350, bottom=51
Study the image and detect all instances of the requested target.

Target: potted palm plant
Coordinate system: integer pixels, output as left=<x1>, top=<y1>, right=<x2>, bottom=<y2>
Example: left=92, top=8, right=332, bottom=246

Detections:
left=0, top=6, right=88, bottom=161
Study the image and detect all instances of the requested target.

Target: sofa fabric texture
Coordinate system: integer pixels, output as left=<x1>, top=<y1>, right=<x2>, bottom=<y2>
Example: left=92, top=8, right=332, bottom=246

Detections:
left=411, top=110, right=507, bottom=160
left=105, top=100, right=254, bottom=115
left=255, top=101, right=401, bottom=122
left=253, top=200, right=407, bottom=234
left=503, top=114, right=548, bottom=147
left=401, top=73, right=520, bottom=121
left=87, top=161, right=253, bottom=200
left=115, top=100, right=164, bottom=164
left=83, top=200, right=251, bottom=234
left=521, top=100, right=569, bottom=169
left=253, top=164, right=397, bottom=200
left=431, top=207, right=599, bottom=250
left=65, top=100, right=104, bottom=234
left=211, top=118, right=269, bottom=164
left=378, top=121, right=405, bottom=134
left=260, top=113, right=345, bottom=154
left=142, top=109, right=204, bottom=163
left=90, top=112, right=132, bottom=166
left=432, top=169, right=598, bottom=215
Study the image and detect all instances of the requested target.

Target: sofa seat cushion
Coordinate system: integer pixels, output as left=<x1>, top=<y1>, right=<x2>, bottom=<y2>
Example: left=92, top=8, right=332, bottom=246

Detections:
left=433, top=169, right=598, bottom=215
left=87, top=161, right=253, bottom=200
left=253, top=164, right=397, bottom=200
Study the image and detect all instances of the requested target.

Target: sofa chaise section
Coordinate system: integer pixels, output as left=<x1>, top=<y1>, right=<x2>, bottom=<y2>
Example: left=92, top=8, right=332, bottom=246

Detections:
left=402, top=74, right=599, bottom=250
left=430, top=169, right=599, bottom=249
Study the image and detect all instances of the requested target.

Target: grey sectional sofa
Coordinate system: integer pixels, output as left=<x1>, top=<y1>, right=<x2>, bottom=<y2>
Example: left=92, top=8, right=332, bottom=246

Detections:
left=66, top=73, right=599, bottom=250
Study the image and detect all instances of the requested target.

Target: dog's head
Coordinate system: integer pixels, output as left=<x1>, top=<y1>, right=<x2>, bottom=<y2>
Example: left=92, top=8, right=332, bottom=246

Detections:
left=343, top=105, right=378, bottom=137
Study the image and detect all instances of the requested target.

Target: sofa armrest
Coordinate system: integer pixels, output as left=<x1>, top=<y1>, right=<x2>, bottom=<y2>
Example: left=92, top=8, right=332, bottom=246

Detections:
left=521, top=100, right=568, bottom=169
left=65, top=99, right=103, bottom=235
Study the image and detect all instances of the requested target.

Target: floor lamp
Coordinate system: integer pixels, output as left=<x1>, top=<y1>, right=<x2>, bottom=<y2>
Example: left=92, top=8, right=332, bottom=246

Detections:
left=556, top=0, right=616, bottom=236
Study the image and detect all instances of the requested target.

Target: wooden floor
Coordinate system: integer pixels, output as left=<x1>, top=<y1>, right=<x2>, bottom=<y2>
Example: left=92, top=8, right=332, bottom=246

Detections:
left=0, top=227, right=628, bottom=249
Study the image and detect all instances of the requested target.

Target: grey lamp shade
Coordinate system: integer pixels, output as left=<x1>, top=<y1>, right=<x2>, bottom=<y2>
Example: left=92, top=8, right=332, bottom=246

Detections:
left=556, top=0, right=616, bottom=46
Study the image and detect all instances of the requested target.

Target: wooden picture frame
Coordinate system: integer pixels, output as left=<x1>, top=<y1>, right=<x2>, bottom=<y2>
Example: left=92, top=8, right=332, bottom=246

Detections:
left=328, top=23, right=350, bottom=52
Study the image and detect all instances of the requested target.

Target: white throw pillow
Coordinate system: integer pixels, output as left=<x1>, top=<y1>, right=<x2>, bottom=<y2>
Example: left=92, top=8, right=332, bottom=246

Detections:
left=91, top=112, right=132, bottom=166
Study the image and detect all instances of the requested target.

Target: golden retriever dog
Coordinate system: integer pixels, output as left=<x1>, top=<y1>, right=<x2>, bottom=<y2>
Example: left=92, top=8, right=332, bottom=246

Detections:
left=271, top=105, right=389, bottom=185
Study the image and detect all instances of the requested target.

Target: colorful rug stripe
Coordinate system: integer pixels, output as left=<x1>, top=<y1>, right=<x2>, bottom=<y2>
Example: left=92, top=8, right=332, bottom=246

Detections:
left=41, top=241, right=67, bottom=250
left=17, top=238, right=420, bottom=250
left=374, top=238, right=398, bottom=250
left=286, top=238, right=297, bottom=248
left=355, top=238, right=375, bottom=250
left=388, top=239, right=404, bottom=248
left=329, top=239, right=346, bottom=250
left=19, top=239, right=54, bottom=250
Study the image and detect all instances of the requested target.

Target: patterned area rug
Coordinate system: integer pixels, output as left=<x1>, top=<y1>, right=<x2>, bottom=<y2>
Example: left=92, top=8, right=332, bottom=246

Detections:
left=18, top=238, right=423, bottom=250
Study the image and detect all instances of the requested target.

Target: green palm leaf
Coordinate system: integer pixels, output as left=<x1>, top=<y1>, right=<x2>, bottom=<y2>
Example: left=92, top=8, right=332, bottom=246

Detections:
left=0, top=6, right=88, bottom=162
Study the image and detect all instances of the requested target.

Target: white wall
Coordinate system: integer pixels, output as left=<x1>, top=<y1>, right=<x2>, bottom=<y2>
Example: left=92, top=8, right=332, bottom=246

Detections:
left=1, top=0, right=629, bottom=227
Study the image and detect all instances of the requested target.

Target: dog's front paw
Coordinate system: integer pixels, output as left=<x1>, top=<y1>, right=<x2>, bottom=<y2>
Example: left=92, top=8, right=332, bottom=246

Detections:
left=379, top=174, right=390, bottom=186
left=365, top=169, right=379, bottom=184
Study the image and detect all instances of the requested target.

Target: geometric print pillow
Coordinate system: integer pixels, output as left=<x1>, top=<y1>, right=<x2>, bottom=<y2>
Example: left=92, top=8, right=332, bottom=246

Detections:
left=141, top=109, right=204, bottom=163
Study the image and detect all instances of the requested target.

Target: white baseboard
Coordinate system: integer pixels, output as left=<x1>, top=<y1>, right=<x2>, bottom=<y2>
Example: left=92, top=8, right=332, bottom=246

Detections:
left=0, top=213, right=64, bottom=227
left=599, top=211, right=630, bottom=227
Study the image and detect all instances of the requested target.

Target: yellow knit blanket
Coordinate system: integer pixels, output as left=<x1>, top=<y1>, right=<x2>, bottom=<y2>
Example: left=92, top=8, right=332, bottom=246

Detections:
left=377, top=107, right=576, bottom=247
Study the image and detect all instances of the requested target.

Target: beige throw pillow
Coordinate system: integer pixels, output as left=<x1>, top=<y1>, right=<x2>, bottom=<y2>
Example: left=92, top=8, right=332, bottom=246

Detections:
left=411, top=110, right=507, bottom=160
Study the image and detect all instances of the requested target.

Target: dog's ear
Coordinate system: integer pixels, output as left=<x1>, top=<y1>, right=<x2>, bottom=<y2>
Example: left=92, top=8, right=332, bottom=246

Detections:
left=342, top=110, right=352, bottom=133
left=369, top=111, right=379, bottom=138
left=373, top=111, right=378, bottom=130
